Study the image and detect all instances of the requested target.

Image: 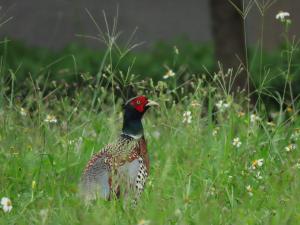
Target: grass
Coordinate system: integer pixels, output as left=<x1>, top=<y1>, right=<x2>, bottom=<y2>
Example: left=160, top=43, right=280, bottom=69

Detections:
left=1, top=78, right=300, bottom=224
left=2, top=39, right=300, bottom=102
left=0, top=39, right=214, bottom=85
left=1, top=4, right=300, bottom=225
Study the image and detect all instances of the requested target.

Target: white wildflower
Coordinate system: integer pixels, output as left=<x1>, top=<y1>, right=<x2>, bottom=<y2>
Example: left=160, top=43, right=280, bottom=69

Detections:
left=276, top=11, right=290, bottom=21
left=255, top=171, right=263, bottom=180
left=152, top=131, right=161, bottom=139
left=190, top=100, right=201, bottom=107
left=237, top=111, right=245, bottom=118
left=212, top=127, right=220, bottom=136
left=270, top=111, right=280, bottom=120
left=251, top=159, right=264, bottom=170
left=294, top=162, right=300, bottom=169
left=1, top=197, right=12, bottom=213
left=291, top=129, right=300, bottom=141
left=232, top=137, right=242, bottom=148
left=20, top=107, right=27, bottom=116
left=246, top=185, right=253, bottom=196
left=266, top=121, right=276, bottom=127
left=182, top=111, right=192, bottom=124
left=44, top=114, right=58, bottom=123
left=174, top=46, right=179, bottom=55
left=208, top=186, right=216, bottom=196
left=291, top=133, right=299, bottom=141
left=216, top=100, right=230, bottom=112
left=163, top=69, right=175, bottom=79
left=75, top=137, right=83, bottom=153
left=137, top=219, right=151, bottom=225
left=40, top=209, right=49, bottom=224
left=174, top=208, right=182, bottom=217
left=68, top=139, right=76, bottom=145
left=285, top=143, right=296, bottom=152
left=250, top=114, right=261, bottom=123
left=213, top=73, right=218, bottom=81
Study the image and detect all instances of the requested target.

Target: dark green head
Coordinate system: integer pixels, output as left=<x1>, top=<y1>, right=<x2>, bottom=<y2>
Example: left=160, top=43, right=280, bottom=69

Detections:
left=122, top=96, right=159, bottom=138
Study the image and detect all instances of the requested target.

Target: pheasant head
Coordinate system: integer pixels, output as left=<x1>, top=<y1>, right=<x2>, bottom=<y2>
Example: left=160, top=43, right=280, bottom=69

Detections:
left=122, top=96, right=159, bottom=139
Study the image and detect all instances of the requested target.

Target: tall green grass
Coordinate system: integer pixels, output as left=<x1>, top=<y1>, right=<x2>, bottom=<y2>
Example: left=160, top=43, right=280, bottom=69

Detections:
left=1, top=3, right=300, bottom=225
left=1, top=79, right=300, bottom=224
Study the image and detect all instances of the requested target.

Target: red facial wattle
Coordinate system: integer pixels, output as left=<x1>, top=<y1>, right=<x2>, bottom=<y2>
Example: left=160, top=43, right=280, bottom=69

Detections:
left=135, top=103, right=145, bottom=112
left=130, top=96, right=148, bottom=113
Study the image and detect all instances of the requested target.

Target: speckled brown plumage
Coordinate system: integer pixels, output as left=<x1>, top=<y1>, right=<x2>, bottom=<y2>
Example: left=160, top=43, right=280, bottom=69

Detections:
left=80, top=134, right=149, bottom=202
left=79, top=95, right=158, bottom=204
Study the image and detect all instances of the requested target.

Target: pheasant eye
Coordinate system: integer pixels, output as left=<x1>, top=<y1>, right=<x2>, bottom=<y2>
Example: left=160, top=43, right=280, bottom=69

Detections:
left=136, top=100, right=141, bottom=105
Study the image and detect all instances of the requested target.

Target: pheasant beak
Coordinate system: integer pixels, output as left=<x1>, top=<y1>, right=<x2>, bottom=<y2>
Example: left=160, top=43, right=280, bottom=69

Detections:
left=146, top=100, right=159, bottom=107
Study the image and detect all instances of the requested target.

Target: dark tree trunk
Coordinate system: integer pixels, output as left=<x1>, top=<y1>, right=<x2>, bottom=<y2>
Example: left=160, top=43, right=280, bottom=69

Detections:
left=210, top=0, right=248, bottom=92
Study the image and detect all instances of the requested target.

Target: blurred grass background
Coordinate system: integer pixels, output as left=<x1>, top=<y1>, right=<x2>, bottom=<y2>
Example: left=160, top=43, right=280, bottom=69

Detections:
left=1, top=38, right=299, bottom=106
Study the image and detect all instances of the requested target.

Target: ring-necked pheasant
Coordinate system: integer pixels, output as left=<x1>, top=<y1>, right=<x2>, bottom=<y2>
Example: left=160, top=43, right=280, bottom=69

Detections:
left=80, top=96, right=159, bottom=203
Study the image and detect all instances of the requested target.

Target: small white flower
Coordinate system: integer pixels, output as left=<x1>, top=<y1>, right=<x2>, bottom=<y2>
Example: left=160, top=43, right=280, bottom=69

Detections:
left=44, top=114, right=58, bottom=123
left=224, top=103, right=230, bottom=108
left=291, top=129, right=300, bottom=141
left=152, top=131, right=161, bottom=139
left=285, top=143, right=296, bottom=152
left=208, top=186, right=216, bottom=196
left=137, top=219, right=151, bottom=225
left=174, top=208, right=182, bottom=217
left=1, top=197, right=12, bottom=213
left=174, top=46, right=179, bottom=55
left=68, top=139, right=76, bottom=145
left=294, top=162, right=300, bottom=169
left=251, top=159, right=264, bottom=170
left=255, top=171, right=263, bottom=180
left=250, top=114, right=261, bottom=123
left=266, top=121, right=276, bottom=127
left=246, top=185, right=253, bottom=196
left=20, top=107, right=27, bottom=116
left=163, top=69, right=175, bottom=79
left=291, top=133, right=299, bottom=141
left=276, top=11, right=290, bottom=21
left=213, top=73, right=218, bottom=81
left=75, top=137, right=83, bottom=153
left=232, top=137, right=242, bottom=148
left=215, top=100, right=230, bottom=112
left=237, top=111, right=245, bottom=117
left=40, top=209, right=49, bottom=224
left=182, top=111, right=192, bottom=124
left=212, top=127, right=219, bottom=136
left=190, top=100, right=201, bottom=107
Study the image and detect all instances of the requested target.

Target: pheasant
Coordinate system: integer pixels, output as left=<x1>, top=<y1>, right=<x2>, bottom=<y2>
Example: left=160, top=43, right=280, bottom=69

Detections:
left=80, top=95, right=159, bottom=203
